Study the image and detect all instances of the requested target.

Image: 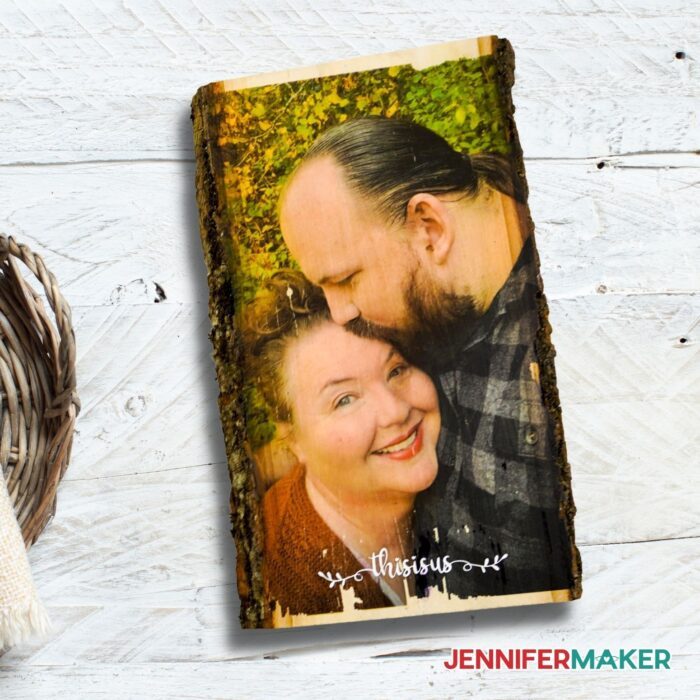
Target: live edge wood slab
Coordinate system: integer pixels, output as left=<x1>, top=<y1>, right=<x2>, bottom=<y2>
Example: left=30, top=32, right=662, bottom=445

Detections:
left=192, top=36, right=581, bottom=628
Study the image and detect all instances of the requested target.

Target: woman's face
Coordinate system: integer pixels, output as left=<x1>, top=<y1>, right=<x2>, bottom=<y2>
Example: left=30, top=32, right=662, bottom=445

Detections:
left=284, top=321, right=441, bottom=505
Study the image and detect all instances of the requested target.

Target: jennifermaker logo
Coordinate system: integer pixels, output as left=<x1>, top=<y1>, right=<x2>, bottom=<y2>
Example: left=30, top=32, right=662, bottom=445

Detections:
left=444, top=648, right=671, bottom=671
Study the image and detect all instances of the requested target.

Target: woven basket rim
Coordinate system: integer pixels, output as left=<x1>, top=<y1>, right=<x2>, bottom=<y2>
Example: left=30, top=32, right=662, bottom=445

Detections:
left=0, top=233, right=80, bottom=548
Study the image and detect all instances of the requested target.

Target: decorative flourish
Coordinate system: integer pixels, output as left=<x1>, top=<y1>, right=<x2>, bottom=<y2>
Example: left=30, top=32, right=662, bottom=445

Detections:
left=447, top=555, right=509, bottom=574
left=318, top=548, right=509, bottom=589
left=318, top=567, right=376, bottom=590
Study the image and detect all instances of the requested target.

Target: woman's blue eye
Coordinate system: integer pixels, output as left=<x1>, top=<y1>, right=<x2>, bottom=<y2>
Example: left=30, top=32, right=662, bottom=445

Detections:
left=334, top=395, right=354, bottom=409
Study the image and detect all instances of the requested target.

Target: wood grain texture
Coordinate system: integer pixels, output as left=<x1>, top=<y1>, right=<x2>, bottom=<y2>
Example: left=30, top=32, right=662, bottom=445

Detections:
left=0, top=158, right=696, bottom=306
left=4, top=529, right=699, bottom=663
left=0, top=0, right=698, bottom=695
left=3, top=659, right=699, bottom=700
left=0, top=1, right=698, bottom=162
left=12, top=294, right=692, bottom=544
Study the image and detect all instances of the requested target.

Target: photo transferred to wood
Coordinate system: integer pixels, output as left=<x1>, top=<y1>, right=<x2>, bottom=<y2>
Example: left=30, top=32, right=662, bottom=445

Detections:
left=192, top=36, right=581, bottom=628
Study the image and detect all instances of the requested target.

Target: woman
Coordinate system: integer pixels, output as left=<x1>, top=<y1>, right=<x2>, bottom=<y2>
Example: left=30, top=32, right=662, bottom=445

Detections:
left=244, top=270, right=441, bottom=617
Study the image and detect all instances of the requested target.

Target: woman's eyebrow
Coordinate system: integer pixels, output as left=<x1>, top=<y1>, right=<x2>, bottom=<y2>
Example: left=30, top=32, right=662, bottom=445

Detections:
left=384, top=347, right=399, bottom=364
left=320, top=376, right=355, bottom=393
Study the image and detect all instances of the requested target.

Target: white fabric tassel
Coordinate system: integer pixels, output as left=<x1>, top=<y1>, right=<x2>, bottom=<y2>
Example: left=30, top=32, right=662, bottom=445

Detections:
left=0, top=593, right=52, bottom=650
left=0, top=470, right=51, bottom=651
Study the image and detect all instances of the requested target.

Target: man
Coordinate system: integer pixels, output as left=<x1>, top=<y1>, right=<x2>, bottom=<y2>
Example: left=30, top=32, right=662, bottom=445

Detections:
left=279, top=116, right=574, bottom=597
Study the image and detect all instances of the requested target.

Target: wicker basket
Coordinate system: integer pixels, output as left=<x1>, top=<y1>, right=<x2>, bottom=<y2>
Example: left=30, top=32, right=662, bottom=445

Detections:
left=0, top=234, right=80, bottom=548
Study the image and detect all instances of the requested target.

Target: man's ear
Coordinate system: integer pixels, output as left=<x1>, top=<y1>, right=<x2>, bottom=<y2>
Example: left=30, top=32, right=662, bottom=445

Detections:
left=405, top=193, right=454, bottom=265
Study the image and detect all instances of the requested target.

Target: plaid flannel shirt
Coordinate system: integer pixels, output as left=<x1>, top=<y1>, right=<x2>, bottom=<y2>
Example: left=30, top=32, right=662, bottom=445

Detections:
left=414, top=236, right=573, bottom=597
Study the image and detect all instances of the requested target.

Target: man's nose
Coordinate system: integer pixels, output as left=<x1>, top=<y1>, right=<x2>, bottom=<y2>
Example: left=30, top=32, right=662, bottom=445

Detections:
left=324, top=288, right=360, bottom=326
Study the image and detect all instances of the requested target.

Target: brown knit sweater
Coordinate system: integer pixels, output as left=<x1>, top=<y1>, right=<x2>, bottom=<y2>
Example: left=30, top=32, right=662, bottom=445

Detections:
left=263, top=464, right=392, bottom=617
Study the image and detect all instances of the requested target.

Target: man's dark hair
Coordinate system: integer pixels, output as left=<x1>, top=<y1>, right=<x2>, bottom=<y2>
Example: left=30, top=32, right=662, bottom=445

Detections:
left=300, top=116, right=526, bottom=223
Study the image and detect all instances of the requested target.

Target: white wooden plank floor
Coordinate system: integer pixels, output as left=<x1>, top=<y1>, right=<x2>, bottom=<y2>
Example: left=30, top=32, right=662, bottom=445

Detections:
left=1, top=1, right=699, bottom=697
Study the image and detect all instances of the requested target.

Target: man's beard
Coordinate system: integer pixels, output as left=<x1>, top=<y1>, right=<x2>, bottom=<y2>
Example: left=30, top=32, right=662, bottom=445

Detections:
left=345, top=269, right=483, bottom=370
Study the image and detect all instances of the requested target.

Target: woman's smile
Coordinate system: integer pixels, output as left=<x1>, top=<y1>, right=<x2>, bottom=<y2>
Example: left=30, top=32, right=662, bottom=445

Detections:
left=371, top=420, right=424, bottom=461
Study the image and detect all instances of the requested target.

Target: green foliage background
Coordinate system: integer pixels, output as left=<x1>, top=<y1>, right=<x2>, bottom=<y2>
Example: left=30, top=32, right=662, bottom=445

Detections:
left=207, top=55, right=511, bottom=449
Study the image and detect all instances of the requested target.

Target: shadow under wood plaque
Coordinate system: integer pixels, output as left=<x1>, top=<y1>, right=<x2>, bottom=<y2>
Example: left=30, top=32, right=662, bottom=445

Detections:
left=191, top=35, right=581, bottom=629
